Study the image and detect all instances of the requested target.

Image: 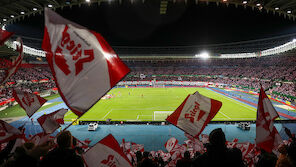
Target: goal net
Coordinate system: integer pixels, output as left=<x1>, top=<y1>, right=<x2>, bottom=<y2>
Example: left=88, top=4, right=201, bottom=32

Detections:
left=153, top=111, right=173, bottom=121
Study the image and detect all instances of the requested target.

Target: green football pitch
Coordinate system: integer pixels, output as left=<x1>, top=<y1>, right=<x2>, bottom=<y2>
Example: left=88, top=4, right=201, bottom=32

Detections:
left=64, top=87, right=257, bottom=121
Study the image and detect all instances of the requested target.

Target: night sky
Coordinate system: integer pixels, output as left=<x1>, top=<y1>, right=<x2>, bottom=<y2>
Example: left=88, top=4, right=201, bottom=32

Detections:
left=6, top=1, right=296, bottom=48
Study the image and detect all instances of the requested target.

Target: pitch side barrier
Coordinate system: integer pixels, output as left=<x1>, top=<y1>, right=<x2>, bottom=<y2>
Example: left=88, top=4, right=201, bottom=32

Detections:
left=78, top=120, right=296, bottom=125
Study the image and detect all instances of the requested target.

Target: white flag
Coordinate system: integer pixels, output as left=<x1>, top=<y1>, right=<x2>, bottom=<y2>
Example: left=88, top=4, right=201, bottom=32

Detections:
left=42, top=8, right=130, bottom=116
left=83, top=134, right=132, bottom=167
left=13, top=89, right=47, bottom=117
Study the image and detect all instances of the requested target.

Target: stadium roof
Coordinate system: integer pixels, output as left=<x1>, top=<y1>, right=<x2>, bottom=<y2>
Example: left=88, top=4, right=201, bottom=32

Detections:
left=1, top=0, right=296, bottom=26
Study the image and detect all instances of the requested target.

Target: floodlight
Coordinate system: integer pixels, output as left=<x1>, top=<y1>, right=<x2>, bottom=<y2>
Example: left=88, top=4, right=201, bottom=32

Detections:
left=195, top=51, right=210, bottom=59
left=85, top=0, right=91, bottom=2
left=33, top=8, right=37, bottom=11
left=3, top=18, right=7, bottom=21
left=256, top=3, right=260, bottom=6
left=275, top=7, right=279, bottom=10
left=48, top=4, right=53, bottom=8
left=242, top=1, right=247, bottom=4
left=287, top=10, right=292, bottom=14
left=10, top=15, right=14, bottom=18
left=20, top=11, right=25, bottom=14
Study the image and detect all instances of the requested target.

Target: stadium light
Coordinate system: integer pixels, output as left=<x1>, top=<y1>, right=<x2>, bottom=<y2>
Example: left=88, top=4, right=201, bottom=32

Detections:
left=196, top=51, right=210, bottom=59
left=242, top=1, right=247, bottom=4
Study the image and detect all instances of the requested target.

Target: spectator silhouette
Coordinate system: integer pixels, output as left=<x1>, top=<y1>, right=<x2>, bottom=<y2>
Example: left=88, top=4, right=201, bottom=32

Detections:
left=176, top=151, right=192, bottom=167
left=192, top=128, right=243, bottom=167
left=39, top=131, right=84, bottom=167
left=138, top=151, right=156, bottom=167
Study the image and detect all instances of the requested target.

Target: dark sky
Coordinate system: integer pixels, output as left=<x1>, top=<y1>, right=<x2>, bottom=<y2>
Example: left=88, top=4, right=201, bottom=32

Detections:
left=6, top=1, right=296, bottom=48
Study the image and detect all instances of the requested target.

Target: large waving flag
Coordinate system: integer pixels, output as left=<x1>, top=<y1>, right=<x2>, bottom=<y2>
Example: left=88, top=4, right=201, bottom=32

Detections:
left=0, top=120, right=23, bottom=143
left=166, top=91, right=222, bottom=138
left=0, top=37, right=23, bottom=85
left=42, top=8, right=130, bottom=117
left=255, top=87, right=282, bottom=153
left=12, top=89, right=47, bottom=117
left=83, top=134, right=132, bottom=167
left=37, top=108, right=68, bottom=134
left=0, top=29, right=14, bottom=45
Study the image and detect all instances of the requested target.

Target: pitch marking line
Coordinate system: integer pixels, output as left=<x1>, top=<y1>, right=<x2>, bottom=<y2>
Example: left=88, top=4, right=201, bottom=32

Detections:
left=219, top=111, right=231, bottom=120
left=102, top=109, right=113, bottom=119
left=208, top=88, right=257, bottom=112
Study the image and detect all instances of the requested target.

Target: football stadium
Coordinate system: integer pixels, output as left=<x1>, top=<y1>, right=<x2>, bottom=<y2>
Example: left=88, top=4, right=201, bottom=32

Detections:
left=0, top=0, right=296, bottom=166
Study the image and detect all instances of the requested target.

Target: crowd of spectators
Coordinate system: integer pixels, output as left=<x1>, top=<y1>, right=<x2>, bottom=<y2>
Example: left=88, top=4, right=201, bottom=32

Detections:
left=0, top=128, right=295, bottom=167
left=0, top=54, right=295, bottom=103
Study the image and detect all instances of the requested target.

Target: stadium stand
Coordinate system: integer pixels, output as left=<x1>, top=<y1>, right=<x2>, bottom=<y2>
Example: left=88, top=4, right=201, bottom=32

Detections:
left=1, top=54, right=296, bottom=104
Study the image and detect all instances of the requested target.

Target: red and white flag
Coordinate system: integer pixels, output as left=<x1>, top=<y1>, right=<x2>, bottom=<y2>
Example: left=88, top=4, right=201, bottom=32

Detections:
left=29, top=132, right=51, bottom=145
left=0, top=29, right=14, bottom=45
left=131, top=142, right=144, bottom=153
left=0, top=120, right=23, bottom=143
left=165, top=137, right=178, bottom=153
left=12, top=89, right=47, bottom=117
left=42, top=8, right=130, bottom=117
left=37, top=108, right=68, bottom=134
left=255, top=87, right=282, bottom=153
left=0, top=37, right=23, bottom=85
left=83, top=134, right=132, bottom=167
left=166, top=91, right=222, bottom=138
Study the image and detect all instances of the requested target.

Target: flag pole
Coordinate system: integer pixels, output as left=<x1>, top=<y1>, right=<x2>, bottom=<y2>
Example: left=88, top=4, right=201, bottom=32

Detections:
left=62, top=115, right=81, bottom=131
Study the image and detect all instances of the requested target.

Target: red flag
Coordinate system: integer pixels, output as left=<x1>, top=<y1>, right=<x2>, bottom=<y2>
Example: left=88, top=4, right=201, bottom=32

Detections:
left=42, top=8, right=130, bottom=117
left=37, top=108, right=68, bottom=134
left=165, top=137, right=178, bottom=153
left=166, top=91, right=222, bottom=138
left=83, top=134, right=132, bottom=167
left=0, top=37, right=23, bottom=85
left=255, top=87, right=282, bottom=153
left=0, top=120, right=22, bottom=143
left=12, top=89, right=47, bottom=117
left=0, top=29, right=14, bottom=45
